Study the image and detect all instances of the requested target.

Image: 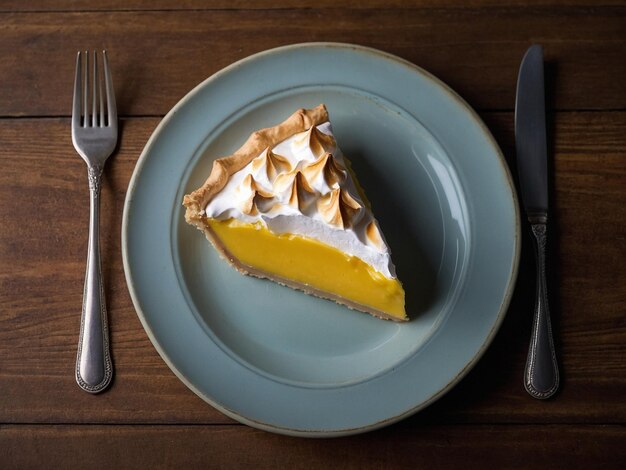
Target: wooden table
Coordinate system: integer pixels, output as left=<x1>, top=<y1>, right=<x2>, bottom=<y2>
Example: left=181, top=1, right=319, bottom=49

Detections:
left=1, top=1, right=625, bottom=468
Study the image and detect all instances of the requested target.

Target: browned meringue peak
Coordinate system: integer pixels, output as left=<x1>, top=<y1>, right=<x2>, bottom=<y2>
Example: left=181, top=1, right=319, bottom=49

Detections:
left=365, top=221, right=385, bottom=251
left=237, top=174, right=274, bottom=216
left=317, top=187, right=363, bottom=229
left=301, top=152, right=347, bottom=188
left=250, top=147, right=292, bottom=182
left=285, top=171, right=319, bottom=212
left=273, top=167, right=303, bottom=193
left=294, top=125, right=336, bottom=158
left=273, top=168, right=316, bottom=206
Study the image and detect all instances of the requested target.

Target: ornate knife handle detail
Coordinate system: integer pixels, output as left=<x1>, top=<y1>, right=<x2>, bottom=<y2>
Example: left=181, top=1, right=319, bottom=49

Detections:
left=524, top=222, right=559, bottom=399
left=76, top=165, right=113, bottom=393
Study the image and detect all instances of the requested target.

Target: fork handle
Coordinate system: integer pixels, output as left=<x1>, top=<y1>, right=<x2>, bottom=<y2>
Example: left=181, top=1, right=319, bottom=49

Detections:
left=76, top=165, right=113, bottom=393
left=524, top=222, right=559, bottom=399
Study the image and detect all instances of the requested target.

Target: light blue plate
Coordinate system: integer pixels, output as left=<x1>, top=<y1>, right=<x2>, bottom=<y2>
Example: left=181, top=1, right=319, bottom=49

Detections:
left=122, top=43, right=520, bottom=436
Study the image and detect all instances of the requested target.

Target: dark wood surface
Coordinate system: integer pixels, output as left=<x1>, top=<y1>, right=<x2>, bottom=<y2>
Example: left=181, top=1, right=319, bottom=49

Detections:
left=1, top=1, right=624, bottom=468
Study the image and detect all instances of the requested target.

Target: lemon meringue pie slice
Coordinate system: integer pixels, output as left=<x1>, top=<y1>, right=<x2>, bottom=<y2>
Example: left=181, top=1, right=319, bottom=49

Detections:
left=183, top=104, right=407, bottom=321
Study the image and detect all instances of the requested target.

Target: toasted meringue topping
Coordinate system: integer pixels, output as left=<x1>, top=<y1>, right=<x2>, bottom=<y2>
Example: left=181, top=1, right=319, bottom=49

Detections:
left=302, top=152, right=347, bottom=189
left=285, top=171, right=319, bottom=212
left=292, top=125, right=336, bottom=159
left=203, top=121, right=396, bottom=279
left=273, top=168, right=299, bottom=193
left=237, top=174, right=274, bottom=216
left=250, top=147, right=292, bottom=183
left=339, top=188, right=362, bottom=222
left=366, top=221, right=385, bottom=251
left=317, top=187, right=363, bottom=229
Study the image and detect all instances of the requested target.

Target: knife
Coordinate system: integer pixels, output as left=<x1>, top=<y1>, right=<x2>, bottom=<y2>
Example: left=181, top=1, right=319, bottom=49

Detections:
left=515, top=45, right=559, bottom=399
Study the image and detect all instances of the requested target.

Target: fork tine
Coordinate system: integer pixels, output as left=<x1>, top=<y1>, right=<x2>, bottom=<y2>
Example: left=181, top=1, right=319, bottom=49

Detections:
left=99, top=53, right=105, bottom=127
left=102, top=50, right=117, bottom=126
left=83, top=50, right=89, bottom=127
left=92, top=51, right=98, bottom=127
left=72, top=52, right=82, bottom=128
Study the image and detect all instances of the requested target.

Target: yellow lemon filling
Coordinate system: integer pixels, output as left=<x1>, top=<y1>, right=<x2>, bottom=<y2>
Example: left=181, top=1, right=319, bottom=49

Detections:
left=207, top=218, right=406, bottom=319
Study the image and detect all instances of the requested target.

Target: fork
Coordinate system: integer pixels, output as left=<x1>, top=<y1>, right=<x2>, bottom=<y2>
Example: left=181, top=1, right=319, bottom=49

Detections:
left=72, top=50, right=117, bottom=393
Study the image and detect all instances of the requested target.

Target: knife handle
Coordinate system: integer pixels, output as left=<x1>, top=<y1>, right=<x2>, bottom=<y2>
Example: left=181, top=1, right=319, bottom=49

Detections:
left=524, top=222, right=559, bottom=399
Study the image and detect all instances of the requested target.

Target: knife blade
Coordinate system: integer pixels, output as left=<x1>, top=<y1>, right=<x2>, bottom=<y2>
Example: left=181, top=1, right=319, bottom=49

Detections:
left=515, top=45, right=559, bottom=399
left=515, top=45, right=548, bottom=222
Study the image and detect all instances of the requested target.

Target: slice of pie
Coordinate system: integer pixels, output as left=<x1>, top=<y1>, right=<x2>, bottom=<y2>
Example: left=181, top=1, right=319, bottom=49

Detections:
left=183, top=104, right=407, bottom=321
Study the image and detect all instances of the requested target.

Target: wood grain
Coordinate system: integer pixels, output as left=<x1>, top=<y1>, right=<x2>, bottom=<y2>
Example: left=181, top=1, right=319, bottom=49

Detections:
left=0, top=7, right=624, bottom=117
left=1, top=424, right=625, bottom=469
left=3, top=0, right=625, bottom=11
left=1, top=112, right=624, bottom=425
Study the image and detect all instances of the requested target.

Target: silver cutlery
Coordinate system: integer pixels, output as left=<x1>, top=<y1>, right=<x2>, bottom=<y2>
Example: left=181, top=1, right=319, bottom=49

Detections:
left=515, top=45, right=559, bottom=399
left=72, top=50, right=117, bottom=393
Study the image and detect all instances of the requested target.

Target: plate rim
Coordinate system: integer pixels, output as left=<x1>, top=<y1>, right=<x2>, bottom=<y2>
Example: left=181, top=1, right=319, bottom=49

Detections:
left=121, top=41, right=521, bottom=437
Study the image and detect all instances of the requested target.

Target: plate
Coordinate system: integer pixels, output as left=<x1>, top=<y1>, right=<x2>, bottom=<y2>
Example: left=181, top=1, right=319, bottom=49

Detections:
left=122, top=43, right=520, bottom=436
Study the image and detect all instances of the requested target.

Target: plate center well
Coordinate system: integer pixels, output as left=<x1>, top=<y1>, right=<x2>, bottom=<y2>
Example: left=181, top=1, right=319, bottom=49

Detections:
left=175, top=87, right=469, bottom=387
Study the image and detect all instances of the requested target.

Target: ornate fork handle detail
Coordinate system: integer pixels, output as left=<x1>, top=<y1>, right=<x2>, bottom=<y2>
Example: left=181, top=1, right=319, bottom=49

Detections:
left=524, top=222, right=559, bottom=399
left=87, top=164, right=102, bottom=193
left=76, top=165, right=113, bottom=393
